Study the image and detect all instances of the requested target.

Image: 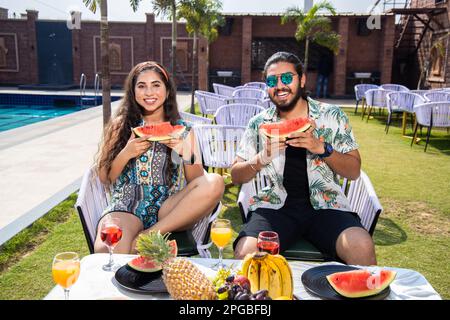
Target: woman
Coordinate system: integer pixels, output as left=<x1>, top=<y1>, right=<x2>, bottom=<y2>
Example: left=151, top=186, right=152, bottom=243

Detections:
left=94, top=61, right=224, bottom=254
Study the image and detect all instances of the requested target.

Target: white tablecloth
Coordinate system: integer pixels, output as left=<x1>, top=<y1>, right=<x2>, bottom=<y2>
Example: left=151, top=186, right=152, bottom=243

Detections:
left=44, top=253, right=441, bottom=300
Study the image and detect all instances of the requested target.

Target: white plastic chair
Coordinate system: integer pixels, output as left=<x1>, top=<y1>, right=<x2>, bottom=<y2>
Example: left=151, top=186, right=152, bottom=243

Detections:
left=354, top=84, right=379, bottom=115
left=363, top=88, right=392, bottom=121
left=212, top=83, right=235, bottom=97
left=180, top=111, right=213, bottom=126
left=232, top=88, right=266, bottom=100
left=237, top=170, right=383, bottom=260
left=231, top=97, right=263, bottom=106
left=380, top=84, right=409, bottom=92
left=385, top=92, right=425, bottom=134
left=423, top=91, right=450, bottom=102
left=410, top=90, right=428, bottom=97
left=75, top=166, right=221, bottom=257
left=244, top=82, right=267, bottom=91
left=259, top=98, right=275, bottom=109
left=214, top=104, right=265, bottom=126
left=194, top=125, right=246, bottom=171
left=411, top=102, right=450, bottom=152
left=194, top=90, right=231, bottom=116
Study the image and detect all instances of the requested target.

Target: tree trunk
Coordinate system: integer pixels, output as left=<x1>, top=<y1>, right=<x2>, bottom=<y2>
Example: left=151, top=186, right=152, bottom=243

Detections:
left=190, top=32, right=197, bottom=114
left=304, top=37, right=309, bottom=75
left=100, top=0, right=111, bottom=127
left=171, top=1, right=177, bottom=85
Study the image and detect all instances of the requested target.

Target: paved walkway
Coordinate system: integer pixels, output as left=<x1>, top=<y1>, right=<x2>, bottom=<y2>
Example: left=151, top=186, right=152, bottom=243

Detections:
left=0, top=90, right=192, bottom=245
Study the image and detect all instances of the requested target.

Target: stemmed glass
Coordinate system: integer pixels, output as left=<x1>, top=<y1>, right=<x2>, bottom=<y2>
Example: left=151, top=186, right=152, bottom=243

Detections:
left=210, top=219, right=232, bottom=270
left=257, top=231, right=280, bottom=255
left=100, top=217, right=123, bottom=271
left=52, top=252, right=80, bottom=300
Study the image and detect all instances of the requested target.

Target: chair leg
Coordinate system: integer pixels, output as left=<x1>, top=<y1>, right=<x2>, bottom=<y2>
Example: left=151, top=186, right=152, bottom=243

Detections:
left=385, top=113, right=391, bottom=134
left=354, top=100, right=359, bottom=114
left=411, top=122, right=418, bottom=147
left=361, top=102, right=367, bottom=120
left=366, top=106, right=373, bottom=123
left=424, top=126, right=432, bottom=152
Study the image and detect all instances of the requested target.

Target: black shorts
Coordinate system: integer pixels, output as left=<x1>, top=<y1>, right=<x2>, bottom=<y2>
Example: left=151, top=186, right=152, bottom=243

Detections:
left=233, top=197, right=365, bottom=260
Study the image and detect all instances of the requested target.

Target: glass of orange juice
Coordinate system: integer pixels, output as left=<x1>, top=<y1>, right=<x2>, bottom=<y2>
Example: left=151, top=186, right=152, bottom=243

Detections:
left=52, top=252, right=80, bottom=300
left=211, top=219, right=232, bottom=270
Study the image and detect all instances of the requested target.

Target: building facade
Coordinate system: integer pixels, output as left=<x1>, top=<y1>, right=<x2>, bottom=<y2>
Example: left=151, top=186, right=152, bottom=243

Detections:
left=0, top=9, right=400, bottom=96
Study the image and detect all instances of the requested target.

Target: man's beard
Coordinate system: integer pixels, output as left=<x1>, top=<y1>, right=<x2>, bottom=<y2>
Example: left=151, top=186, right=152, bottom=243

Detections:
left=269, top=86, right=304, bottom=112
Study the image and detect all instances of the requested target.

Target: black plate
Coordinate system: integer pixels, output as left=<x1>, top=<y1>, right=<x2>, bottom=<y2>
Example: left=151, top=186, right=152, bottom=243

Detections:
left=114, top=264, right=168, bottom=294
left=301, top=265, right=391, bottom=300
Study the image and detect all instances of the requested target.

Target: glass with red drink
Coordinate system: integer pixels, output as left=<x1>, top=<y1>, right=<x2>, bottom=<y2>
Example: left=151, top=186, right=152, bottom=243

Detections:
left=257, top=231, right=280, bottom=255
left=100, top=217, right=122, bottom=271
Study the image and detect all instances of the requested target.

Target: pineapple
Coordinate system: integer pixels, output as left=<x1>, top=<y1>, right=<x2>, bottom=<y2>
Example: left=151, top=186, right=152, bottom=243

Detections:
left=135, top=230, right=217, bottom=300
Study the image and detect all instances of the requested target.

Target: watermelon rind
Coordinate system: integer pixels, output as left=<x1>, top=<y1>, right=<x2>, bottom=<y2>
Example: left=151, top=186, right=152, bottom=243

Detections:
left=260, top=118, right=311, bottom=139
left=326, top=269, right=397, bottom=298
left=128, top=240, right=178, bottom=273
left=133, top=123, right=186, bottom=141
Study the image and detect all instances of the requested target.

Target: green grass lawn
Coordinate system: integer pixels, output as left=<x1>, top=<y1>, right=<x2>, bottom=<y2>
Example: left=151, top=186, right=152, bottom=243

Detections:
left=0, top=104, right=449, bottom=299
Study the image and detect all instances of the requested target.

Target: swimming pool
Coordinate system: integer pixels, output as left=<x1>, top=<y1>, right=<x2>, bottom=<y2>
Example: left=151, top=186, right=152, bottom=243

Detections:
left=0, top=104, right=85, bottom=132
left=0, top=93, right=120, bottom=132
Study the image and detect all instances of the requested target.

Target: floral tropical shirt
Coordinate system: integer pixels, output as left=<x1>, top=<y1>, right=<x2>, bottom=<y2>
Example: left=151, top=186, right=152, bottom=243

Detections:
left=236, top=97, right=359, bottom=212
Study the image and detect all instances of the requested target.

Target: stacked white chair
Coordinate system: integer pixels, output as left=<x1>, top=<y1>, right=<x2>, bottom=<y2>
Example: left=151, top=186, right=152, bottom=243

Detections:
left=244, top=82, right=267, bottom=91
left=412, top=102, right=450, bottom=152
left=180, top=111, right=213, bottom=126
left=385, top=92, right=425, bottom=134
left=214, top=104, right=265, bottom=126
left=194, top=125, right=246, bottom=171
left=195, top=90, right=231, bottom=117
left=354, top=84, right=379, bottom=115
left=232, top=88, right=266, bottom=100
left=380, top=84, right=409, bottom=92
left=423, top=91, right=450, bottom=102
left=363, top=88, right=392, bottom=121
left=260, top=98, right=276, bottom=109
left=410, top=90, right=428, bottom=97
left=231, top=97, right=263, bottom=106
left=212, top=83, right=235, bottom=97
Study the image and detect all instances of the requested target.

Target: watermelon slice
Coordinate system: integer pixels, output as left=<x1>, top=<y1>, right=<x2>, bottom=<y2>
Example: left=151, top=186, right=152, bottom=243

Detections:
left=128, top=240, right=178, bottom=272
left=259, top=117, right=311, bottom=138
left=326, top=269, right=396, bottom=298
left=133, top=122, right=185, bottom=141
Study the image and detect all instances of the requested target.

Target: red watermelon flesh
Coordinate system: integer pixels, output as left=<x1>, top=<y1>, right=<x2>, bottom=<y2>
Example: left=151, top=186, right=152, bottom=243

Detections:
left=326, top=269, right=396, bottom=298
left=133, top=122, right=185, bottom=141
left=128, top=240, right=178, bottom=272
left=259, top=117, right=311, bottom=138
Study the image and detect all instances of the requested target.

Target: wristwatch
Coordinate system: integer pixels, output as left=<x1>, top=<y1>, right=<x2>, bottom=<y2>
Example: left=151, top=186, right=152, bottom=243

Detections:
left=318, top=142, right=334, bottom=158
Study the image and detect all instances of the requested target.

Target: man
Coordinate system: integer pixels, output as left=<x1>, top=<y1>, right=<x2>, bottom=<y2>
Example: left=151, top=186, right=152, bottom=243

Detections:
left=315, top=51, right=333, bottom=98
left=231, top=52, right=376, bottom=266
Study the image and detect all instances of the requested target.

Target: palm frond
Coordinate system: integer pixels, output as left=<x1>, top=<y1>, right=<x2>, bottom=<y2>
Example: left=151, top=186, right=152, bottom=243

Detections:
left=129, top=0, right=143, bottom=12
left=83, top=0, right=98, bottom=14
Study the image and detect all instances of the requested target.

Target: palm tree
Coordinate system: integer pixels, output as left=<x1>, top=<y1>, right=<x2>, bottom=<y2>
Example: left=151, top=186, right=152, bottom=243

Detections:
left=281, top=0, right=340, bottom=73
left=130, top=0, right=179, bottom=80
left=83, top=0, right=111, bottom=126
left=178, top=0, right=224, bottom=113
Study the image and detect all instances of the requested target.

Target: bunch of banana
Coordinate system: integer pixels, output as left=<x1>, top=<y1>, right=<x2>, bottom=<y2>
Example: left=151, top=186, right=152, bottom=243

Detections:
left=240, top=252, right=293, bottom=299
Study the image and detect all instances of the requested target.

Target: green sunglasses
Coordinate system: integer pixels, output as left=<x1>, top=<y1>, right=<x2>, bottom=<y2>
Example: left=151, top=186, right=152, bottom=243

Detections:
left=266, top=72, right=298, bottom=88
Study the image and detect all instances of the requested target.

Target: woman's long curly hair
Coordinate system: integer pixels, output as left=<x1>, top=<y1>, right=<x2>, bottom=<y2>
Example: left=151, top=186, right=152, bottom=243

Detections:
left=96, top=61, right=181, bottom=185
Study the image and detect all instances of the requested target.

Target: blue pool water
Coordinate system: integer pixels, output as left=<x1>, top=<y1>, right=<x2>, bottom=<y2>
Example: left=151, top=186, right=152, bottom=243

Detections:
left=0, top=104, right=85, bottom=132
left=0, top=93, right=121, bottom=132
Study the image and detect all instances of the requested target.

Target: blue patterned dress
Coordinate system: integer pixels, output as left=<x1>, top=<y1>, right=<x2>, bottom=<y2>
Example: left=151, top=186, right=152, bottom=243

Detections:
left=103, top=119, right=189, bottom=229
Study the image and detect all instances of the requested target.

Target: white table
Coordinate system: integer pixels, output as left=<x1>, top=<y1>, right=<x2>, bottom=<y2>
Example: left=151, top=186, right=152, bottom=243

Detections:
left=44, top=253, right=441, bottom=300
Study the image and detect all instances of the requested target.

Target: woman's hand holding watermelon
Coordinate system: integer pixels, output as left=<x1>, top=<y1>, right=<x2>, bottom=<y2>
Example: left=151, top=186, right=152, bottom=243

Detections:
left=122, top=131, right=151, bottom=159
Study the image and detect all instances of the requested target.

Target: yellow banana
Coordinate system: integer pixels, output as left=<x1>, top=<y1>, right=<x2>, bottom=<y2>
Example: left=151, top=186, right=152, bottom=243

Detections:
left=239, top=253, right=254, bottom=276
left=258, top=257, right=270, bottom=292
left=265, top=255, right=283, bottom=299
left=271, top=254, right=294, bottom=299
left=247, top=258, right=260, bottom=293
